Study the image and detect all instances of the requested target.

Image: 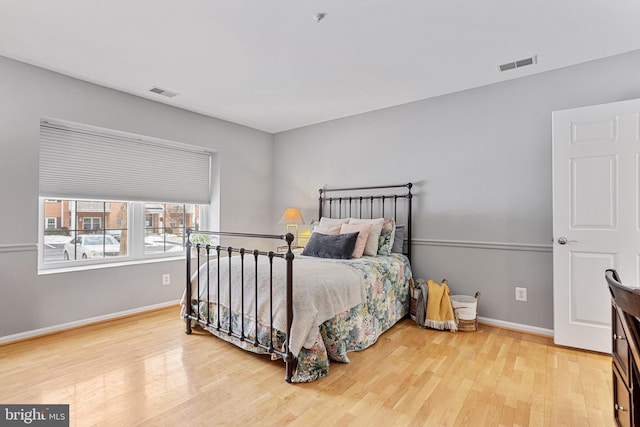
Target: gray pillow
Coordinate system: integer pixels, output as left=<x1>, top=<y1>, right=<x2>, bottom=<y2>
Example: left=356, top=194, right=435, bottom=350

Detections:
left=391, top=225, right=405, bottom=253
left=302, top=232, right=359, bottom=259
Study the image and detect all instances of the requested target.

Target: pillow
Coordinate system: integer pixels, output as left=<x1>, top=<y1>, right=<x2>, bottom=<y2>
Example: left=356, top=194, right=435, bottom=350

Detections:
left=391, top=225, right=405, bottom=253
left=312, top=224, right=341, bottom=235
left=377, top=218, right=396, bottom=256
left=348, top=218, right=385, bottom=256
left=302, top=232, right=359, bottom=259
left=340, top=223, right=372, bottom=258
left=319, top=217, right=350, bottom=227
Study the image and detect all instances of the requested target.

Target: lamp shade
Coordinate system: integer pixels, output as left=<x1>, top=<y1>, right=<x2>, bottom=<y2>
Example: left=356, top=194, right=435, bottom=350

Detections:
left=279, top=208, right=304, bottom=225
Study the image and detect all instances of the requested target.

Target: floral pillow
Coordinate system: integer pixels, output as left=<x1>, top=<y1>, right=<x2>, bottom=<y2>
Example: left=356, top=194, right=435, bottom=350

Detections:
left=377, top=218, right=396, bottom=256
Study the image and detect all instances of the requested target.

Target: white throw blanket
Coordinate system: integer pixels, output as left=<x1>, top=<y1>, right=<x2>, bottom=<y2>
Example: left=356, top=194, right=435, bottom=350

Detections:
left=181, top=255, right=365, bottom=356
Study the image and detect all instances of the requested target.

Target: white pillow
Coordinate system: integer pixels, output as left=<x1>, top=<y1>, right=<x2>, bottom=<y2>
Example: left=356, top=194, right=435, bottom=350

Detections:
left=319, top=217, right=350, bottom=227
left=348, top=217, right=385, bottom=256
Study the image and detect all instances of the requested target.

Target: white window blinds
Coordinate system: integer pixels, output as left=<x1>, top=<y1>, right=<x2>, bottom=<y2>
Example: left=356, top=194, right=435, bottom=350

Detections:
left=39, top=119, right=212, bottom=204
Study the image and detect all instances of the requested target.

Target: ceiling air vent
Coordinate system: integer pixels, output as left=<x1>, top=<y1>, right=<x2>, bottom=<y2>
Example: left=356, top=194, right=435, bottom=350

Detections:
left=149, top=86, right=179, bottom=98
left=498, top=55, right=538, bottom=72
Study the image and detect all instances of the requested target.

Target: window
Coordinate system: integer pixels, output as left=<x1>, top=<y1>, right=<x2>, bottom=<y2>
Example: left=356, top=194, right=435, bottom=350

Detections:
left=43, top=199, right=129, bottom=263
left=83, top=217, right=101, bottom=230
left=41, top=198, right=199, bottom=266
left=38, top=118, right=212, bottom=272
left=144, top=203, right=199, bottom=255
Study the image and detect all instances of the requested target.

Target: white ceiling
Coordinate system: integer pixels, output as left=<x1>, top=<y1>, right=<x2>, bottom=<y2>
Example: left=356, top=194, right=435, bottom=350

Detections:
left=1, top=1, right=640, bottom=133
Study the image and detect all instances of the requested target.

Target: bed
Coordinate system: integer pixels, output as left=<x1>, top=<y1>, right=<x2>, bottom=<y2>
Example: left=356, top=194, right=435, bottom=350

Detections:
left=181, top=183, right=413, bottom=382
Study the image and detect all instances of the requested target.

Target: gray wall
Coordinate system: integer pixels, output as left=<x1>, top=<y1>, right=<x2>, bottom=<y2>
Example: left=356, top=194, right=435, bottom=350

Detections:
left=4, top=48, right=640, bottom=339
left=273, top=49, right=640, bottom=331
left=0, top=56, right=274, bottom=339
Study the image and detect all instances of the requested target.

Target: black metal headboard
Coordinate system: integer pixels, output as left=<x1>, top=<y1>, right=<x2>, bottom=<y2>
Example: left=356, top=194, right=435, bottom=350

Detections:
left=318, top=183, right=413, bottom=262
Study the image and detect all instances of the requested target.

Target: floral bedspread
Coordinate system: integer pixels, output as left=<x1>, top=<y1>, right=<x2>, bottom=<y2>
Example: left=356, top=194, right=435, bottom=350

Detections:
left=184, top=253, right=412, bottom=382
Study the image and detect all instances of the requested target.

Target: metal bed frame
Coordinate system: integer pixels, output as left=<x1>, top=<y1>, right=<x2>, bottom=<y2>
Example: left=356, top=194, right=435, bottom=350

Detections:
left=318, top=183, right=413, bottom=262
left=183, top=183, right=413, bottom=382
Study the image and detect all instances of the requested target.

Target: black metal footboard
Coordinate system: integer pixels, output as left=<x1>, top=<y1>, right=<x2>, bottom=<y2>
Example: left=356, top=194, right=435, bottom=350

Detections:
left=184, top=229, right=296, bottom=382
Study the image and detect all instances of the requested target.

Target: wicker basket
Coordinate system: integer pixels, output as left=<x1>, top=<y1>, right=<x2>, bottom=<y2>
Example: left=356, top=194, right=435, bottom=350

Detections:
left=451, top=292, right=481, bottom=332
left=409, top=278, right=418, bottom=320
left=457, top=318, right=477, bottom=332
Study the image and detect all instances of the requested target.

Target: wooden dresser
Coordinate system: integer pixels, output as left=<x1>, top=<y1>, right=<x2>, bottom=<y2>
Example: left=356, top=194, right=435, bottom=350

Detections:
left=607, top=269, right=640, bottom=427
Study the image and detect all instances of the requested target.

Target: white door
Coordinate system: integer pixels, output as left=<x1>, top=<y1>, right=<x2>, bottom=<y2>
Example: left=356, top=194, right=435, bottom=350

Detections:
left=553, top=98, right=640, bottom=353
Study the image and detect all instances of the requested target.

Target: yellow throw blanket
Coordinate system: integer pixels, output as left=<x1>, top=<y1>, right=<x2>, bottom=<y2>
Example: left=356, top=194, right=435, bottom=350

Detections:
left=426, top=279, right=457, bottom=331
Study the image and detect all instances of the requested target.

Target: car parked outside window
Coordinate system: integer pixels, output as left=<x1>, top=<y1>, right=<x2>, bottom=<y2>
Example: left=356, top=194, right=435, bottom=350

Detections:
left=63, top=234, right=121, bottom=260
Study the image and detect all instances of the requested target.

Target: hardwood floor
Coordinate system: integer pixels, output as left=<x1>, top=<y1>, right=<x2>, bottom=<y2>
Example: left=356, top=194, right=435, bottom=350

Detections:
left=0, top=307, right=613, bottom=426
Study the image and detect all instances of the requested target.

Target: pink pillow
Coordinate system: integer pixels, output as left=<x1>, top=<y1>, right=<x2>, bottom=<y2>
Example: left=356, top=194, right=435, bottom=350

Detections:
left=340, top=223, right=372, bottom=258
left=313, top=224, right=341, bottom=235
left=348, top=217, right=385, bottom=256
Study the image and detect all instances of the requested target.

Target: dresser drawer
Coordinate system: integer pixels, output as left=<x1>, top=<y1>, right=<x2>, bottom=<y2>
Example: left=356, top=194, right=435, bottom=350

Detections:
left=613, top=362, right=633, bottom=427
left=613, top=306, right=631, bottom=384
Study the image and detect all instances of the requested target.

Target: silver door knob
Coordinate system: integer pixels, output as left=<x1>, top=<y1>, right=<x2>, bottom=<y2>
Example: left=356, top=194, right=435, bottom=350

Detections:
left=557, top=237, right=577, bottom=245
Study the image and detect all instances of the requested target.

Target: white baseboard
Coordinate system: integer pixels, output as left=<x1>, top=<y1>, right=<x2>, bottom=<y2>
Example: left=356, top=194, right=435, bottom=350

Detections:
left=478, top=316, right=553, bottom=337
left=1, top=302, right=553, bottom=345
left=0, top=300, right=180, bottom=345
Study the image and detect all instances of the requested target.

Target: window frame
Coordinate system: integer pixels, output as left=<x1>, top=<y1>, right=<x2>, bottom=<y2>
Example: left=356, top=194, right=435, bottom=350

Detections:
left=38, top=198, right=202, bottom=273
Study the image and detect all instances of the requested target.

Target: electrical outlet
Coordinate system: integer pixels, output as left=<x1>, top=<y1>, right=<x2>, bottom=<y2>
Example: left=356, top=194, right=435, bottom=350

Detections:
left=515, top=287, right=527, bottom=302
left=162, top=273, right=171, bottom=286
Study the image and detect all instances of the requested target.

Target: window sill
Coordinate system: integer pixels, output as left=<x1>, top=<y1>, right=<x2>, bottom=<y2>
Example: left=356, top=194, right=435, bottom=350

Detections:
left=38, top=255, right=184, bottom=275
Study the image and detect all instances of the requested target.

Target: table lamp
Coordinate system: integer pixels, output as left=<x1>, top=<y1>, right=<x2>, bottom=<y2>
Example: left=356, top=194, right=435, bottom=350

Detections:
left=279, top=208, right=305, bottom=246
